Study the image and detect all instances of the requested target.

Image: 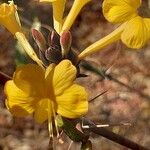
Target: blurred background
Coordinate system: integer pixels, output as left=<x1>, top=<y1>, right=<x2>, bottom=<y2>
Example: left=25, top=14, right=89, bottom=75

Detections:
left=0, top=0, right=150, bottom=149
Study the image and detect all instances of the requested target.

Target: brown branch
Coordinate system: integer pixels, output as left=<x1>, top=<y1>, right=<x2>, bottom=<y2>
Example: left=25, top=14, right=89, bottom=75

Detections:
left=0, top=71, right=12, bottom=85
left=81, top=61, right=150, bottom=101
left=88, top=127, right=149, bottom=150
left=82, top=119, right=149, bottom=150
left=89, top=90, right=108, bottom=102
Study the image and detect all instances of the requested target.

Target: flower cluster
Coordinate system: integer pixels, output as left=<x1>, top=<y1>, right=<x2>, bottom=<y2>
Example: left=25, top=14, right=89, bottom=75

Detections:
left=0, top=0, right=149, bottom=147
left=79, top=0, right=150, bottom=59
left=5, top=59, right=88, bottom=123
left=0, top=0, right=90, bottom=140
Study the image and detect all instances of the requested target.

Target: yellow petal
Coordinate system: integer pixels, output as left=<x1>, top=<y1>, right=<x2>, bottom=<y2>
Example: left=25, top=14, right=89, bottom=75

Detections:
left=13, top=64, right=46, bottom=97
left=34, top=98, right=52, bottom=123
left=102, top=0, right=141, bottom=23
left=45, top=63, right=55, bottom=97
left=15, top=32, right=44, bottom=68
left=40, top=0, right=56, bottom=2
left=78, top=23, right=126, bottom=59
left=40, top=0, right=66, bottom=34
left=0, top=2, right=22, bottom=34
left=121, top=16, right=150, bottom=49
left=52, top=0, right=66, bottom=34
left=4, top=80, right=36, bottom=117
left=62, top=0, right=91, bottom=32
left=53, top=60, right=76, bottom=95
left=56, top=84, right=88, bottom=118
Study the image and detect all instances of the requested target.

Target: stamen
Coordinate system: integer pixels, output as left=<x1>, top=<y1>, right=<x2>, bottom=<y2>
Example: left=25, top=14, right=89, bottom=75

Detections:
left=48, top=101, right=53, bottom=138
left=51, top=102, right=59, bottom=138
left=4, top=4, right=6, bottom=13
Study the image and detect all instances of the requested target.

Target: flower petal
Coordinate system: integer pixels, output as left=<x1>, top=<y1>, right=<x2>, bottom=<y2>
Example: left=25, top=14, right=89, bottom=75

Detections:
left=78, top=23, right=125, bottom=59
left=40, top=0, right=56, bottom=2
left=62, top=0, right=91, bottom=32
left=53, top=60, right=76, bottom=95
left=39, top=0, right=66, bottom=34
left=13, top=64, right=46, bottom=97
left=102, top=0, right=141, bottom=23
left=121, top=16, right=150, bottom=49
left=34, top=98, right=52, bottom=123
left=0, top=2, right=22, bottom=34
left=4, top=80, right=36, bottom=117
left=45, top=63, right=55, bottom=97
left=15, top=32, right=44, bottom=67
left=56, top=84, right=88, bottom=118
left=52, top=0, right=66, bottom=34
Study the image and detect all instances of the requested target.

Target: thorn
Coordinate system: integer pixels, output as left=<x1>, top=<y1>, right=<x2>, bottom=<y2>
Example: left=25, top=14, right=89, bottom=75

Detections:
left=89, top=90, right=108, bottom=102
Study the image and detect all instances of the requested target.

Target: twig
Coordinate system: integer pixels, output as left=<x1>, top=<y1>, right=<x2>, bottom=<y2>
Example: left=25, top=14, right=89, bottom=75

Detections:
left=81, top=61, right=150, bottom=101
left=0, top=71, right=12, bottom=85
left=89, top=90, right=108, bottom=102
left=82, top=119, right=149, bottom=150
left=82, top=123, right=131, bottom=128
left=68, top=141, right=73, bottom=150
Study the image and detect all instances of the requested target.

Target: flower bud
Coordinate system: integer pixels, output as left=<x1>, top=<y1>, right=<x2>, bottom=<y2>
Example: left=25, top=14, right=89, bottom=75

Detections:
left=60, top=31, right=72, bottom=57
left=45, top=47, right=62, bottom=63
left=67, top=49, right=78, bottom=65
left=48, top=30, right=60, bottom=49
left=32, top=29, right=47, bottom=51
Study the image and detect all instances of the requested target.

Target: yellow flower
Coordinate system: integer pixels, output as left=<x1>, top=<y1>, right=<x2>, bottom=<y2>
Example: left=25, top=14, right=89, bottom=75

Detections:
left=0, top=1, right=43, bottom=67
left=103, top=0, right=150, bottom=49
left=61, top=0, right=91, bottom=33
left=40, top=0, right=91, bottom=34
left=78, top=0, right=150, bottom=59
left=0, top=1, right=22, bottom=34
left=5, top=60, right=88, bottom=124
left=15, top=32, right=44, bottom=68
left=40, top=0, right=66, bottom=34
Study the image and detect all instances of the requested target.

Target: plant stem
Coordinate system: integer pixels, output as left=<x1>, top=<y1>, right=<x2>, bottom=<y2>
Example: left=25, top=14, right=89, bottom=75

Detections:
left=81, top=61, right=150, bottom=101
left=82, top=118, right=149, bottom=150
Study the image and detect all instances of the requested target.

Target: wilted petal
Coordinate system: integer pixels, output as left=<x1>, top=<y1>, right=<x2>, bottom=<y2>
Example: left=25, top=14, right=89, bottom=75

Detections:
left=34, top=98, right=52, bottom=123
left=56, top=84, right=88, bottom=118
left=102, top=0, right=141, bottom=23
left=5, top=81, right=36, bottom=117
left=53, top=60, right=76, bottom=95
left=13, top=64, right=46, bottom=97
left=121, top=16, right=150, bottom=49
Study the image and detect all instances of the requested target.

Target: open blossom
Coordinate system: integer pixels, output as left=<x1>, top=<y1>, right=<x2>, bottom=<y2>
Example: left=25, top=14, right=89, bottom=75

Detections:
left=0, top=1, right=43, bottom=67
left=78, top=0, right=150, bottom=59
left=0, top=1, right=22, bottom=34
left=5, top=60, right=88, bottom=123
left=103, top=0, right=150, bottom=49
